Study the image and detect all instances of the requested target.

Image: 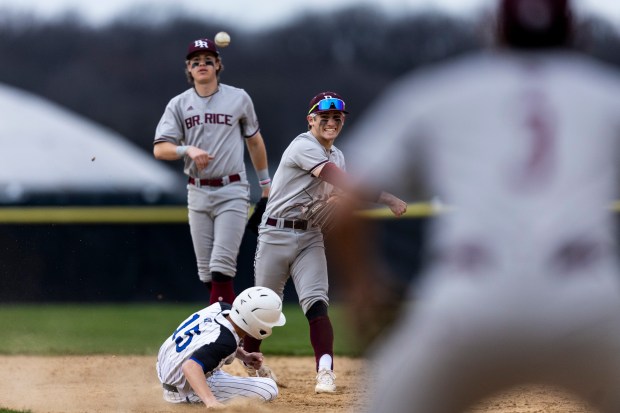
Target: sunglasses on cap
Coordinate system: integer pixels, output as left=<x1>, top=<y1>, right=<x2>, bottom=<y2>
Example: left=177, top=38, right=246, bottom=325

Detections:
left=308, top=98, right=347, bottom=115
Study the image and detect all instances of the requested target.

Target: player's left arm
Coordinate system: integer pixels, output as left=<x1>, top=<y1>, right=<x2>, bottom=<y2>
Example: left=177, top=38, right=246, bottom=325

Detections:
left=245, top=131, right=271, bottom=198
left=182, top=359, right=224, bottom=408
left=313, top=162, right=407, bottom=217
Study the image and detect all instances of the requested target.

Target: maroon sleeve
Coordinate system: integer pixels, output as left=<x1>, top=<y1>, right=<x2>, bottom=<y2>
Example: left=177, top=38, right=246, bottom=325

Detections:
left=319, top=162, right=381, bottom=202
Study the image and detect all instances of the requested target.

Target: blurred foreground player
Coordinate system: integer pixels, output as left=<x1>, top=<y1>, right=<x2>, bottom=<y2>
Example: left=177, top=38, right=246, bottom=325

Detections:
left=341, top=0, right=620, bottom=412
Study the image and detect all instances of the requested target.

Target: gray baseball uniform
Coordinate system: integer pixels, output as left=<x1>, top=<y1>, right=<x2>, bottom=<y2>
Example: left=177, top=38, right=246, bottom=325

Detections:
left=156, top=302, right=278, bottom=404
left=241, top=91, right=355, bottom=394
left=254, top=131, right=345, bottom=313
left=154, top=84, right=258, bottom=282
left=345, top=50, right=620, bottom=413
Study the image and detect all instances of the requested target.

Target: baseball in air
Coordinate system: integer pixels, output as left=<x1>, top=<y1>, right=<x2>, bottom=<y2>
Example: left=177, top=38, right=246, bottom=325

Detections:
left=214, top=32, right=230, bottom=47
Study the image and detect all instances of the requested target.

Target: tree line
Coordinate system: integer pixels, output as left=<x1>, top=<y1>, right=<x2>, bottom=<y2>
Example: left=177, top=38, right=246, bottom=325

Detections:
left=0, top=5, right=618, bottom=161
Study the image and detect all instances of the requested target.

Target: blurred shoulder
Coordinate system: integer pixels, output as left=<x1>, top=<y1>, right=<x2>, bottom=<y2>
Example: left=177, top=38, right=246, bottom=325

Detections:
left=377, top=51, right=502, bottom=105
left=551, top=52, right=620, bottom=89
left=388, top=49, right=620, bottom=101
left=397, top=51, right=499, bottom=86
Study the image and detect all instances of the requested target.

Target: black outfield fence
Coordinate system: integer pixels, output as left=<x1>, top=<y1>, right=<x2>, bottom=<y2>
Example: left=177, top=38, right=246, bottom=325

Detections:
left=0, top=206, right=428, bottom=303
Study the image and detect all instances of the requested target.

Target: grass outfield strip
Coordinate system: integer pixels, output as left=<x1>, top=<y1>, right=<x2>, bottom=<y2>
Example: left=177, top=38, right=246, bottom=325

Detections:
left=0, top=303, right=362, bottom=357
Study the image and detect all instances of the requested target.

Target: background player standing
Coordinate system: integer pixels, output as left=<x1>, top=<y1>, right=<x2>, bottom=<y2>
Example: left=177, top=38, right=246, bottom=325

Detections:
left=338, top=0, right=620, bottom=412
left=153, top=37, right=271, bottom=304
left=242, top=91, right=407, bottom=393
left=156, top=286, right=285, bottom=408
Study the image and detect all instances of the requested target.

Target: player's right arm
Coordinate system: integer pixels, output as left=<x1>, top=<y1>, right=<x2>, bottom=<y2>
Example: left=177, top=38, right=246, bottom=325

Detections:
left=153, top=141, right=215, bottom=170
left=235, top=346, right=265, bottom=370
left=181, top=359, right=224, bottom=409
left=313, top=162, right=407, bottom=217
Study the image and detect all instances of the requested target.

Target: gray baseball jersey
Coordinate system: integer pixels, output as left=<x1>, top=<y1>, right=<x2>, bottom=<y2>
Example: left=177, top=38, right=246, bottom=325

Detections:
left=156, top=302, right=277, bottom=404
left=254, top=131, right=345, bottom=314
left=154, top=83, right=260, bottom=179
left=344, top=51, right=620, bottom=413
left=263, top=131, right=346, bottom=220
left=154, top=83, right=258, bottom=283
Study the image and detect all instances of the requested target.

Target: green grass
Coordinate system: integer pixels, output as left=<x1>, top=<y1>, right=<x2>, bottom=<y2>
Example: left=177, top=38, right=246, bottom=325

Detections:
left=0, top=409, right=30, bottom=413
left=0, top=303, right=361, bottom=357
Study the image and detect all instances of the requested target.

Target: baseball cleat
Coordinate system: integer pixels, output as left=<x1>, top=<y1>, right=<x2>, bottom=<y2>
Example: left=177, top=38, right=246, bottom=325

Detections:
left=315, top=368, right=336, bottom=393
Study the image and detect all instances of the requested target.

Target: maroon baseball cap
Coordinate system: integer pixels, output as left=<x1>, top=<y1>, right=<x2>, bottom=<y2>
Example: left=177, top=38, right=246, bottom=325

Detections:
left=498, top=0, right=572, bottom=48
left=186, top=38, right=220, bottom=59
left=308, top=91, right=349, bottom=115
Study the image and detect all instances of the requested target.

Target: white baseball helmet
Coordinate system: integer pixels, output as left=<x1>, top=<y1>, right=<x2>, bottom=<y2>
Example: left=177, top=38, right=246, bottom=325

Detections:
left=229, top=287, right=286, bottom=340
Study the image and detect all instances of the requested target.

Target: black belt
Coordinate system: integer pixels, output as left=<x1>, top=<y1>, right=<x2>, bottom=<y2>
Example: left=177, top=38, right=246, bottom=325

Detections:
left=189, top=174, right=241, bottom=187
left=266, top=217, right=308, bottom=230
left=162, top=383, right=178, bottom=393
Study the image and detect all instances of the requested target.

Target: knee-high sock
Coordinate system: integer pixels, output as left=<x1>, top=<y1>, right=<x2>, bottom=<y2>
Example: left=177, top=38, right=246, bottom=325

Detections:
left=210, top=272, right=235, bottom=305
left=309, top=315, right=334, bottom=371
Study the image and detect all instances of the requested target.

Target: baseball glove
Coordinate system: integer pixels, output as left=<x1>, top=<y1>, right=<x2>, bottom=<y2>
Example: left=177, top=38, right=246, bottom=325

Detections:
left=299, top=195, right=343, bottom=234
left=246, top=197, right=268, bottom=235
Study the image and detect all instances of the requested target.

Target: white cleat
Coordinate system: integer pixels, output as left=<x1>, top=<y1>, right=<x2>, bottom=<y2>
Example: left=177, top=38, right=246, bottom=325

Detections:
left=315, top=368, right=336, bottom=393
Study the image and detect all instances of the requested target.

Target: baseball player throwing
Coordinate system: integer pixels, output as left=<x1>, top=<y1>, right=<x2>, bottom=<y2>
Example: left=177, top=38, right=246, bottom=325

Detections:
left=156, top=286, right=285, bottom=408
left=339, top=0, right=620, bottom=412
left=154, top=37, right=271, bottom=304
left=241, top=91, right=406, bottom=393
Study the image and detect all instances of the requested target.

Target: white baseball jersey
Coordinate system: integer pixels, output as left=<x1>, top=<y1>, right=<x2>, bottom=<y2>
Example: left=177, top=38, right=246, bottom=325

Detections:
left=157, top=302, right=239, bottom=390
left=154, top=83, right=260, bottom=178
left=156, top=302, right=278, bottom=404
left=344, top=50, right=620, bottom=413
left=156, top=303, right=278, bottom=403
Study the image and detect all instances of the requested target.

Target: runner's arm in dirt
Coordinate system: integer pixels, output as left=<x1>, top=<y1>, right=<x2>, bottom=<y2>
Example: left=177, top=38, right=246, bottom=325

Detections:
left=182, top=359, right=225, bottom=409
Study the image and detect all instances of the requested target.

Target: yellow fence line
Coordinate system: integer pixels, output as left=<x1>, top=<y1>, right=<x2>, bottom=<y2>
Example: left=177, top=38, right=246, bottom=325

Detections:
left=1, top=201, right=618, bottom=224
left=0, top=206, right=189, bottom=224
left=355, top=202, right=438, bottom=218
left=0, top=203, right=436, bottom=224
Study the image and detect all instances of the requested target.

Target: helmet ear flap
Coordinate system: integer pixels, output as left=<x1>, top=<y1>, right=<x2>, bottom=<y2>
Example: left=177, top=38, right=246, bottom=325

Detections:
left=230, top=287, right=286, bottom=340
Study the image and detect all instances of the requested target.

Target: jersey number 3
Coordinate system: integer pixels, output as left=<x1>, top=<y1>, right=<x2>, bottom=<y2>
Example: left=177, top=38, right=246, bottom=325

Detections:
left=513, top=89, right=556, bottom=192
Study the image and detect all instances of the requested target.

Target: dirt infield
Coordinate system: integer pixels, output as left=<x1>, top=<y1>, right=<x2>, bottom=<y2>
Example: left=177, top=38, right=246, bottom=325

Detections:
left=0, top=355, right=595, bottom=413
